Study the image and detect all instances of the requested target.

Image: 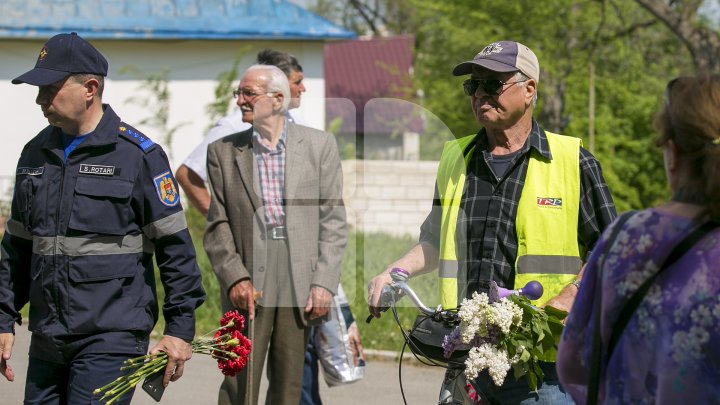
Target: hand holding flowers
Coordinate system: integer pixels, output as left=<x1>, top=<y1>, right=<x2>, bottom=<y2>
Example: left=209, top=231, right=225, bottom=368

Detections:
left=94, top=310, right=252, bottom=404
left=147, top=335, right=192, bottom=387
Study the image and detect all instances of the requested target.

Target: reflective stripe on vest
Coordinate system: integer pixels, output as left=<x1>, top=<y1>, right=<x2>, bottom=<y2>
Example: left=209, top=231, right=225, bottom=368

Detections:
left=437, top=135, right=475, bottom=309
left=515, top=132, right=582, bottom=306
left=437, top=132, right=582, bottom=309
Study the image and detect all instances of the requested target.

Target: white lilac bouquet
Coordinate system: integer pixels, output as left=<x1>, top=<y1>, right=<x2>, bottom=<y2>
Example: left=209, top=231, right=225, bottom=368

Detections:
left=94, top=310, right=252, bottom=404
left=442, top=288, right=567, bottom=390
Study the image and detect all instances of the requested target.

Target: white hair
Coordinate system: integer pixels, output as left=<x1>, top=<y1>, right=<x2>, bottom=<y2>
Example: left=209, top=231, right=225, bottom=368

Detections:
left=245, top=64, right=291, bottom=112
left=515, top=71, right=538, bottom=108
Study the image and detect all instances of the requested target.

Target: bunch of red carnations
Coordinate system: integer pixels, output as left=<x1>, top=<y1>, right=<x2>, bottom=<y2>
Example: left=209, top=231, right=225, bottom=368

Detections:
left=94, top=310, right=252, bottom=404
left=213, top=310, right=253, bottom=376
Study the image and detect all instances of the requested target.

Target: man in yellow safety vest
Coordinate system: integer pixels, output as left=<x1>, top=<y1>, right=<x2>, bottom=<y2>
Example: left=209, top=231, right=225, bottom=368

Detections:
left=368, top=40, right=617, bottom=404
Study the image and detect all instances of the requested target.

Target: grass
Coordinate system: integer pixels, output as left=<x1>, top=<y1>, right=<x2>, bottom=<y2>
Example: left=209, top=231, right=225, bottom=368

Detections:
left=341, top=231, right=440, bottom=352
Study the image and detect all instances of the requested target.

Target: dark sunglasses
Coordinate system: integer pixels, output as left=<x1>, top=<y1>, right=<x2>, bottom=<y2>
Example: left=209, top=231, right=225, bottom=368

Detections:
left=462, top=78, right=528, bottom=96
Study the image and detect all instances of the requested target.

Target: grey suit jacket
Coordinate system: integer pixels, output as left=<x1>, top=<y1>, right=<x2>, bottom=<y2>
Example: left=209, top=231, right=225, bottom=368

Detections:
left=204, top=121, right=347, bottom=325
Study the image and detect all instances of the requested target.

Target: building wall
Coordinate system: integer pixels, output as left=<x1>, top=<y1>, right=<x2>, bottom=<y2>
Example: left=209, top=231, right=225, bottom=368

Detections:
left=342, top=159, right=438, bottom=238
left=0, top=39, right=326, bottom=179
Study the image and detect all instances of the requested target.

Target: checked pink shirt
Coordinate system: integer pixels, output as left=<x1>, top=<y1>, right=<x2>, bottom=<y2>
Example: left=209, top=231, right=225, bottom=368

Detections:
left=252, top=122, right=287, bottom=227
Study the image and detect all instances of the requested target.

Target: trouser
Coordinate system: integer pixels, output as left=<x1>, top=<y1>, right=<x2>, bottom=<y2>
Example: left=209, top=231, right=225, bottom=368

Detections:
left=25, top=332, right=145, bottom=405
left=299, top=329, right=323, bottom=405
left=218, top=238, right=311, bottom=405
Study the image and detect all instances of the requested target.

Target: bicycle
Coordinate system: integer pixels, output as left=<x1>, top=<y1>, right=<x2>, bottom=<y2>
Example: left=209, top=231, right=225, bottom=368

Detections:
left=367, top=267, right=543, bottom=405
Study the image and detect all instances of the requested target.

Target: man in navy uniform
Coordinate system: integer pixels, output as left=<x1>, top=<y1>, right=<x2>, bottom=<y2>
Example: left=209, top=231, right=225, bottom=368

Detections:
left=0, top=32, right=205, bottom=404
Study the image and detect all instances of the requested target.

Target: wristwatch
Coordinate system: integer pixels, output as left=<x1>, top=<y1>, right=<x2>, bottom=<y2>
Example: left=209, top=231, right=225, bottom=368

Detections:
left=570, top=279, right=581, bottom=289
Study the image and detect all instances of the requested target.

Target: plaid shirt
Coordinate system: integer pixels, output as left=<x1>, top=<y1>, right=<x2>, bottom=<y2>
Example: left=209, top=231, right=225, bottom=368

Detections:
left=252, top=122, right=288, bottom=227
left=419, top=121, right=617, bottom=297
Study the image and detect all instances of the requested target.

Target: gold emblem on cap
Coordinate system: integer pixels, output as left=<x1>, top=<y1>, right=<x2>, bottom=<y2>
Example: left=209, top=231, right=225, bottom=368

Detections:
left=38, top=46, right=48, bottom=61
left=119, top=126, right=127, bottom=131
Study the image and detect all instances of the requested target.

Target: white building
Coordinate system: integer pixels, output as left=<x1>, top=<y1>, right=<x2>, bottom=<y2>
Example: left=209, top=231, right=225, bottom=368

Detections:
left=0, top=0, right=354, bottom=205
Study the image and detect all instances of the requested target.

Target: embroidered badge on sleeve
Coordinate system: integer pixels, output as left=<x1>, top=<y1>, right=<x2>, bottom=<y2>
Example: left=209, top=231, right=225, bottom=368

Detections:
left=153, top=171, right=180, bottom=207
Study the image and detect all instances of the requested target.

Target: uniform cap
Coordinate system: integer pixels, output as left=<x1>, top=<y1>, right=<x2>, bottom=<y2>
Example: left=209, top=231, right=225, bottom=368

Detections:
left=12, top=32, right=108, bottom=86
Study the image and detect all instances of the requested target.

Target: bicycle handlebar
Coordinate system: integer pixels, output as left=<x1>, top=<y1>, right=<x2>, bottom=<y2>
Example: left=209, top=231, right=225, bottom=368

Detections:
left=367, top=267, right=445, bottom=323
left=368, top=268, right=545, bottom=323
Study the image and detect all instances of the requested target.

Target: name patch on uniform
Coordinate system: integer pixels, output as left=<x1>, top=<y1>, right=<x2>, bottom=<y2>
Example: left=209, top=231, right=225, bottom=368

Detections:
left=79, top=164, right=115, bottom=176
left=537, top=197, right=562, bottom=208
left=153, top=171, right=179, bottom=207
left=17, top=167, right=44, bottom=176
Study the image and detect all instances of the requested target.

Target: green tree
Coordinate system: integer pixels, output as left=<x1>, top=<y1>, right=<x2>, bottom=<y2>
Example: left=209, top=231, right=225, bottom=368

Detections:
left=309, top=0, right=418, bottom=35
left=310, top=0, right=718, bottom=211
left=408, top=0, right=695, bottom=211
left=635, top=0, right=720, bottom=73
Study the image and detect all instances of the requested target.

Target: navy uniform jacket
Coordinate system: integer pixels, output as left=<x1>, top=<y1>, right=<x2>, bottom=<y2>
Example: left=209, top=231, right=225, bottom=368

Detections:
left=0, top=105, right=205, bottom=346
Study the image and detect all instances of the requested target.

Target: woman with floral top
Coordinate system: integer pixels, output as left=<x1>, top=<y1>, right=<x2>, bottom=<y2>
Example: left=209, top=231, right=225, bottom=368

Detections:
left=556, top=74, right=720, bottom=404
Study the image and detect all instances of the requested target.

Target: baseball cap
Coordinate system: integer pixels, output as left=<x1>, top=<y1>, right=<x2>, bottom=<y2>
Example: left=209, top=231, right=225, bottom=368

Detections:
left=452, top=40, right=539, bottom=82
left=12, top=32, right=108, bottom=86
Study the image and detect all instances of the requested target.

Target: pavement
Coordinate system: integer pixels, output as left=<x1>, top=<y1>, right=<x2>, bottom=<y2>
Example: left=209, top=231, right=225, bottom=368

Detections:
left=2, top=324, right=447, bottom=404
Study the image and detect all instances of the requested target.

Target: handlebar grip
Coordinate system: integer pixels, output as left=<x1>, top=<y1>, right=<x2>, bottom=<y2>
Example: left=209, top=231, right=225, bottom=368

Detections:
left=366, top=284, right=395, bottom=323
left=390, top=267, right=409, bottom=281
left=490, top=280, right=544, bottom=302
left=520, top=280, right=543, bottom=300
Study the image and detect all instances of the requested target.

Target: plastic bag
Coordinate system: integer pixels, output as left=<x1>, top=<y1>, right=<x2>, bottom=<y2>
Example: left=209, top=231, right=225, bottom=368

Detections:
left=314, top=289, right=365, bottom=387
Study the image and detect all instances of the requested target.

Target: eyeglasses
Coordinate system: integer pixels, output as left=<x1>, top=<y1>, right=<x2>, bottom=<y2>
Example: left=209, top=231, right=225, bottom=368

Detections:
left=462, top=78, right=528, bottom=96
left=233, top=88, right=273, bottom=100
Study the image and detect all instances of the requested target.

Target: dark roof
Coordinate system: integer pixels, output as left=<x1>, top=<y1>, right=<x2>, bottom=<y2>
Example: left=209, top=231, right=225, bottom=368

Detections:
left=324, top=35, right=423, bottom=134
left=0, top=0, right=354, bottom=40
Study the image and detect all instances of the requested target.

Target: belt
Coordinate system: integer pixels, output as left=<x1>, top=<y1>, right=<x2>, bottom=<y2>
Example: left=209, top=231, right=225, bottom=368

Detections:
left=267, top=226, right=287, bottom=240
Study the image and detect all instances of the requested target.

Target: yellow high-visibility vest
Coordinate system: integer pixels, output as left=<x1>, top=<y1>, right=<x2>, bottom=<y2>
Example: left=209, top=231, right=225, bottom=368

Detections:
left=437, top=131, right=582, bottom=308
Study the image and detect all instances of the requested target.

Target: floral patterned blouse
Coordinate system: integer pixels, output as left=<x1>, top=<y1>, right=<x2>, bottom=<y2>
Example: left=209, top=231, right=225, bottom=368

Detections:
left=556, top=208, right=720, bottom=404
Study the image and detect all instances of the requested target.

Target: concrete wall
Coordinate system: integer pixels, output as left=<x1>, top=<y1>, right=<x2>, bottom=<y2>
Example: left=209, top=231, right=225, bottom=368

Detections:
left=342, top=159, right=438, bottom=238
left=0, top=38, right=326, bottom=179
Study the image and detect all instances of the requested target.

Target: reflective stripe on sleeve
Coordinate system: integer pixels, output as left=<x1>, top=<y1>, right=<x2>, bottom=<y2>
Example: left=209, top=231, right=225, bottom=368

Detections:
left=142, top=211, right=188, bottom=240
left=32, top=234, right=151, bottom=256
left=5, top=219, right=32, bottom=240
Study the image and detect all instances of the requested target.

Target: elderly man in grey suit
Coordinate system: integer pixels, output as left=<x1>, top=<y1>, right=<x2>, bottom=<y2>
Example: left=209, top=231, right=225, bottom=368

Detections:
left=204, top=64, right=347, bottom=405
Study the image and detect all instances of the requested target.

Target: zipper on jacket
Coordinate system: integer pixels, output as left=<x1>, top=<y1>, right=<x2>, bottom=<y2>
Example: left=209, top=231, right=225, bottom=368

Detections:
left=51, top=161, right=66, bottom=330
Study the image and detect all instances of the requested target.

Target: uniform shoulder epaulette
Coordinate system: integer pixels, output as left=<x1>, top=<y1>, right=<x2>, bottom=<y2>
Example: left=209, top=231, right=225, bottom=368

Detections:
left=118, top=123, right=156, bottom=153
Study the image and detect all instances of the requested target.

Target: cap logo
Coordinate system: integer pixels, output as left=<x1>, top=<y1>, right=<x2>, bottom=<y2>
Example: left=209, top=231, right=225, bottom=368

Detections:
left=479, top=43, right=504, bottom=56
left=38, top=46, right=48, bottom=61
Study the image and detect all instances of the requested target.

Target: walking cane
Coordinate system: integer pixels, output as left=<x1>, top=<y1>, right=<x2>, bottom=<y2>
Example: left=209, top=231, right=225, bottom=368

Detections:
left=245, top=289, right=261, bottom=405
left=245, top=318, right=254, bottom=405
